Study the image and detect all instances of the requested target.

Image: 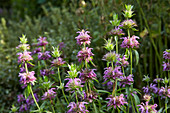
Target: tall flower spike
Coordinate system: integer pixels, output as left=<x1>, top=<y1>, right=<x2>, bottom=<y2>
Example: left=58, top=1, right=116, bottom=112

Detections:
left=75, top=29, right=91, bottom=45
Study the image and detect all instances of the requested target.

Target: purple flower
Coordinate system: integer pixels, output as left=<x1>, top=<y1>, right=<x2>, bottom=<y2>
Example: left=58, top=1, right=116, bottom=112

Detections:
left=120, top=74, right=134, bottom=87
left=17, top=51, right=33, bottom=63
left=106, top=94, right=127, bottom=109
left=120, top=19, right=137, bottom=29
left=137, top=101, right=157, bottom=113
left=103, top=66, right=123, bottom=81
left=26, top=93, right=39, bottom=106
left=19, top=104, right=29, bottom=112
left=40, top=69, right=54, bottom=76
left=79, top=68, right=97, bottom=83
left=18, top=71, right=36, bottom=85
left=121, top=35, right=140, bottom=48
left=153, top=78, right=163, bottom=83
left=109, top=27, right=125, bottom=36
left=59, top=42, right=65, bottom=50
left=32, top=48, right=41, bottom=54
left=163, top=49, right=170, bottom=59
left=42, top=88, right=56, bottom=100
left=38, top=51, right=51, bottom=60
left=77, top=47, right=94, bottom=63
left=149, top=83, right=158, bottom=94
left=103, top=51, right=119, bottom=63
left=116, top=55, right=129, bottom=67
left=65, top=78, right=84, bottom=92
left=142, top=86, right=150, bottom=94
left=75, top=29, right=91, bottom=45
left=17, top=94, right=25, bottom=102
left=83, top=91, right=98, bottom=103
left=20, top=67, right=26, bottom=73
left=51, top=57, right=65, bottom=67
left=67, top=102, right=89, bottom=113
left=37, top=37, right=48, bottom=46
left=162, top=61, right=170, bottom=71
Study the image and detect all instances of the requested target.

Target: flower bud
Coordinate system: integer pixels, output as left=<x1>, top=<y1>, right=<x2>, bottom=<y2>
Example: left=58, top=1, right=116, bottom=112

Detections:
left=19, top=34, right=28, bottom=44
left=123, top=4, right=134, bottom=18
left=104, top=38, right=115, bottom=51
left=52, top=46, right=61, bottom=58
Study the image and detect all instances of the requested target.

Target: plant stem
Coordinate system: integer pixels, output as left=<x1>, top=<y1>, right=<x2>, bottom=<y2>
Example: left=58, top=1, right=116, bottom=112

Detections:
left=29, top=84, right=40, bottom=111
left=122, top=67, right=125, bottom=77
left=115, top=36, right=118, bottom=54
left=130, top=95, right=136, bottom=113
left=136, top=0, right=161, bottom=66
left=130, top=48, right=132, bottom=75
left=75, top=91, right=79, bottom=104
left=57, top=67, right=69, bottom=104
left=25, top=63, right=28, bottom=73
left=51, top=104, right=55, bottom=113
left=165, top=97, right=167, bottom=113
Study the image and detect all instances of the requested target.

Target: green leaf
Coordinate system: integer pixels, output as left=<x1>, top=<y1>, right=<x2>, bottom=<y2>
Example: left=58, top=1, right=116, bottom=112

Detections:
left=133, top=88, right=141, bottom=95
left=157, top=107, right=164, bottom=113
left=93, top=102, right=98, bottom=113
left=125, top=49, right=130, bottom=59
left=163, top=105, right=170, bottom=113
left=28, top=61, right=35, bottom=66
left=133, top=49, right=139, bottom=65
left=44, top=76, right=48, bottom=82
left=97, top=90, right=110, bottom=94
left=24, top=84, right=31, bottom=99
left=133, top=94, right=140, bottom=105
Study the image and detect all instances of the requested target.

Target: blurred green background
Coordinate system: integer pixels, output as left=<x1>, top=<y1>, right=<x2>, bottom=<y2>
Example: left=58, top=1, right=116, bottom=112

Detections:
left=0, top=0, right=169, bottom=112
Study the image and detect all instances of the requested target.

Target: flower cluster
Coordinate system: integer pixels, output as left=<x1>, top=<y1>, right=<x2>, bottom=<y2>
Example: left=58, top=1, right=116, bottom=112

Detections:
left=83, top=91, right=98, bottom=103
left=119, top=74, right=134, bottom=87
left=77, top=47, right=94, bottom=63
left=138, top=95, right=157, bottom=113
left=120, top=35, right=140, bottom=48
left=162, top=49, right=170, bottom=71
left=51, top=57, right=65, bottom=67
left=116, top=55, right=129, bottom=67
left=109, top=27, right=125, bottom=36
left=37, top=37, right=48, bottom=46
left=120, top=19, right=137, bottom=29
left=67, top=102, right=89, bottom=113
left=103, top=51, right=119, bottom=63
left=75, top=29, right=91, bottom=45
left=17, top=94, right=39, bottom=112
left=17, top=51, right=33, bottom=63
left=65, top=78, right=84, bottom=92
left=38, top=51, right=51, bottom=60
left=42, top=88, right=56, bottom=100
left=79, top=68, right=96, bottom=83
left=103, top=66, right=123, bottom=81
left=40, top=69, right=54, bottom=76
left=106, top=94, right=127, bottom=109
left=19, top=71, right=36, bottom=85
left=142, top=81, right=170, bottom=98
